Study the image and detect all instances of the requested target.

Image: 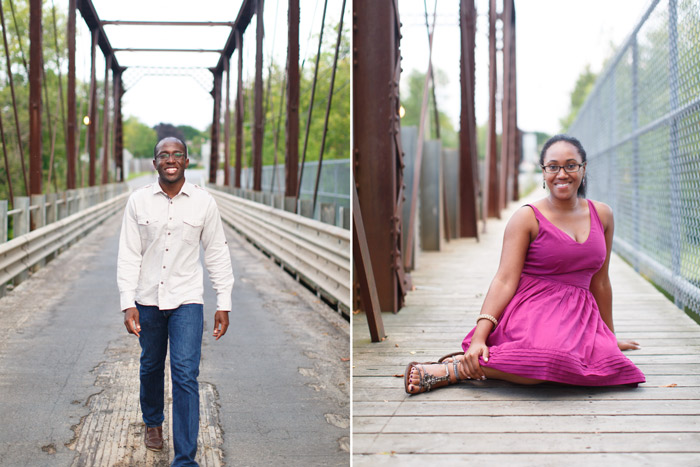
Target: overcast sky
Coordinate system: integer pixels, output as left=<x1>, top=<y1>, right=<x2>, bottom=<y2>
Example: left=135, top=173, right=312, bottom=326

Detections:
left=62, top=0, right=650, bottom=135
left=400, top=0, right=651, bottom=134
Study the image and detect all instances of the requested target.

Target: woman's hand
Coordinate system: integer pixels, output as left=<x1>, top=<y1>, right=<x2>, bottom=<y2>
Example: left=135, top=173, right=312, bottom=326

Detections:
left=618, top=338, right=640, bottom=351
left=463, top=342, right=490, bottom=380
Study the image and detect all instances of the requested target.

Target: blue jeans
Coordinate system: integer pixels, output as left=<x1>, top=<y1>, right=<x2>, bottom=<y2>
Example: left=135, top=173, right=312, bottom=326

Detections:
left=137, top=303, right=203, bottom=467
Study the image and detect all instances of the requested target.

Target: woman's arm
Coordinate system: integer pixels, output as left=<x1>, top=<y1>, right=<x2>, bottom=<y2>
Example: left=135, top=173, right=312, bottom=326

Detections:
left=463, top=206, right=535, bottom=378
left=589, top=201, right=640, bottom=350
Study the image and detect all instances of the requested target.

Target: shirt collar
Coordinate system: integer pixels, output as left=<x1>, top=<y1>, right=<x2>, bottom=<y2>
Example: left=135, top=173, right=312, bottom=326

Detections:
left=151, top=179, right=193, bottom=197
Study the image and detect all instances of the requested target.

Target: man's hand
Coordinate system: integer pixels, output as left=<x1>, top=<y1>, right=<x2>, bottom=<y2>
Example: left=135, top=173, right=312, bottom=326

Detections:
left=213, top=310, right=229, bottom=340
left=124, top=307, right=141, bottom=337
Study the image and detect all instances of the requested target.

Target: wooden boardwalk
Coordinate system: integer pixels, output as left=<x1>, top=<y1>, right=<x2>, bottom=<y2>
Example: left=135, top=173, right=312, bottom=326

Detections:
left=352, top=194, right=700, bottom=465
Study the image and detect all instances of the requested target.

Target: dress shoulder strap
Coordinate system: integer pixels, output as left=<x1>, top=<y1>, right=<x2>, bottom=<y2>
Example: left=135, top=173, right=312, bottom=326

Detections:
left=526, top=204, right=545, bottom=221
left=586, top=199, right=604, bottom=231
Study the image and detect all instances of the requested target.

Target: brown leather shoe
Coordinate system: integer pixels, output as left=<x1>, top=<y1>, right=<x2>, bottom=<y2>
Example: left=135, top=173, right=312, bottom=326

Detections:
left=144, top=425, right=163, bottom=451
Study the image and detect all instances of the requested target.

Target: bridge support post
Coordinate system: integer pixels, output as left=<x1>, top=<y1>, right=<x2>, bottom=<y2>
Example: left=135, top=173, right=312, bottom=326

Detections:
left=101, top=54, right=111, bottom=185
left=224, top=56, right=231, bottom=187
left=458, top=0, right=479, bottom=239
left=113, top=67, right=124, bottom=182
left=252, top=0, right=264, bottom=191
left=353, top=0, right=405, bottom=313
left=88, top=29, right=98, bottom=187
left=285, top=0, right=299, bottom=198
left=499, top=0, right=518, bottom=207
left=235, top=31, right=243, bottom=188
left=29, top=0, right=42, bottom=196
left=210, top=69, right=222, bottom=185
left=485, top=0, right=499, bottom=219
left=66, top=0, right=77, bottom=189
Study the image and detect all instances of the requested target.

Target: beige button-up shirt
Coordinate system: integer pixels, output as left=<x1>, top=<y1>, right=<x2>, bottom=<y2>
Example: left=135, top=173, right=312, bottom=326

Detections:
left=117, top=181, right=234, bottom=312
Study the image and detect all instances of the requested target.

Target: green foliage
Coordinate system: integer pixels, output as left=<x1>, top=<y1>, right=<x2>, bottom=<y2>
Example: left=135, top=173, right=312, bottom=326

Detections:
left=559, top=65, right=598, bottom=131
left=400, top=69, right=458, bottom=149
left=227, top=21, right=350, bottom=169
left=123, top=117, right=157, bottom=158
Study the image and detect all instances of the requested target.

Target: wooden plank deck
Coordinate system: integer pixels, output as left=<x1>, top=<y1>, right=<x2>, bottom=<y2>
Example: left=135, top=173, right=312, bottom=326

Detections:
left=352, top=194, right=700, bottom=465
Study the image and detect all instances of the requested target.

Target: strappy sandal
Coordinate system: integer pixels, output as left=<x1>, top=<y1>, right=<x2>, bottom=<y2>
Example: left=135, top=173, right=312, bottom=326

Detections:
left=404, top=359, right=461, bottom=395
left=438, top=351, right=464, bottom=363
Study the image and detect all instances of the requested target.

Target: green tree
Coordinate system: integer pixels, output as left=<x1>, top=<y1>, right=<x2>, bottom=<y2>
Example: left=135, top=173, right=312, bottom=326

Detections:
left=123, top=117, right=156, bottom=158
left=400, top=68, right=458, bottom=149
left=560, top=65, right=597, bottom=131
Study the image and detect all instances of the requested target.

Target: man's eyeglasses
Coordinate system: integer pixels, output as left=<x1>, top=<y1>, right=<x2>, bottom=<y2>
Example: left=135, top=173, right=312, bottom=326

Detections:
left=156, top=153, right=186, bottom=162
left=540, top=163, right=585, bottom=174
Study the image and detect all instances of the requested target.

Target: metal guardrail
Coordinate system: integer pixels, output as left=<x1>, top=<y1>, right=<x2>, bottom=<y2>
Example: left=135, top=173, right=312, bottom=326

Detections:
left=0, top=192, right=129, bottom=294
left=208, top=187, right=351, bottom=317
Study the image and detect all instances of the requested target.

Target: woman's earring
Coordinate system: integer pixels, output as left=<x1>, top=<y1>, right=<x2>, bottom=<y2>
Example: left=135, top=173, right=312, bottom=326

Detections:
left=542, top=179, right=545, bottom=189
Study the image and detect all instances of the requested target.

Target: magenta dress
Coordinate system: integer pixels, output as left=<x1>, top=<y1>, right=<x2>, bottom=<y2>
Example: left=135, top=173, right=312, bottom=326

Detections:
left=461, top=200, right=645, bottom=386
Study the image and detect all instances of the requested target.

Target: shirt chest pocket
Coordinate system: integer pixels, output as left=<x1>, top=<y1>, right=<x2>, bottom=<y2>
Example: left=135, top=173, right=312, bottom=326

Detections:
left=137, top=216, right=159, bottom=242
left=182, top=218, right=203, bottom=245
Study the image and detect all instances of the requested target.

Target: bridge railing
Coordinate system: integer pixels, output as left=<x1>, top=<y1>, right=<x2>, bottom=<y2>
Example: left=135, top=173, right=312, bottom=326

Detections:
left=0, top=184, right=129, bottom=296
left=207, top=186, right=350, bottom=317
left=570, top=0, right=700, bottom=316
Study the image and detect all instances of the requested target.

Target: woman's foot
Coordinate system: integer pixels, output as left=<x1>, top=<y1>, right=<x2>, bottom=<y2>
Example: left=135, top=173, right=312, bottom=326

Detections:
left=404, top=359, right=461, bottom=394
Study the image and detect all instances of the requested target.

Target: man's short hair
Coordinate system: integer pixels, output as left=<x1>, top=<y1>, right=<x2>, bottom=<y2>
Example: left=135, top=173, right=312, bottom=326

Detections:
left=154, top=137, right=188, bottom=158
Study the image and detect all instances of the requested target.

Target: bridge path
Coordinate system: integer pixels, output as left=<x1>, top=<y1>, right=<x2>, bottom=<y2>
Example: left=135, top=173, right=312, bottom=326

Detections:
left=0, top=171, right=350, bottom=466
left=353, top=190, right=700, bottom=465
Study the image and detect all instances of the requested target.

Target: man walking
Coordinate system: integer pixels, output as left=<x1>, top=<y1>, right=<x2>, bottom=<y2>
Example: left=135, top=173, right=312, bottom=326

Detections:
left=117, top=136, right=234, bottom=466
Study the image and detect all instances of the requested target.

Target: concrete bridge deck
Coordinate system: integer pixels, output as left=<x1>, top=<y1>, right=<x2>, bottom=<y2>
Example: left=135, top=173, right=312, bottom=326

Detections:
left=0, top=179, right=350, bottom=466
left=352, top=192, right=700, bottom=465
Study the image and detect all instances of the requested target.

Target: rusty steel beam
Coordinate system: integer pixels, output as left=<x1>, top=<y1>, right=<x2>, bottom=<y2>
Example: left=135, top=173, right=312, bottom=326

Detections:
left=28, top=0, right=42, bottom=196
left=404, top=14, right=435, bottom=269
left=509, top=1, right=519, bottom=202
left=353, top=0, right=405, bottom=314
left=484, top=0, right=499, bottom=219
left=353, top=182, right=386, bottom=342
left=113, top=48, right=223, bottom=53
left=113, top=67, right=124, bottom=181
left=88, top=29, right=98, bottom=187
left=210, top=69, right=223, bottom=184
left=102, top=20, right=234, bottom=27
left=252, top=0, right=264, bottom=191
left=285, top=0, right=299, bottom=198
left=213, top=0, right=256, bottom=74
left=76, top=0, right=121, bottom=73
left=66, top=0, right=77, bottom=189
left=234, top=31, right=243, bottom=188
left=224, top=56, right=231, bottom=186
left=458, top=0, right=479, bottom=239
left=101, top=54, right=111, bottom=184
left=500, top=0, right=517, bottom=206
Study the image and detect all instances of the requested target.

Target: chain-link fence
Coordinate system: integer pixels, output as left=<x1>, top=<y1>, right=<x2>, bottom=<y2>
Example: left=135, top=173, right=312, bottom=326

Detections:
left=570, top=0, right=700, bottom=316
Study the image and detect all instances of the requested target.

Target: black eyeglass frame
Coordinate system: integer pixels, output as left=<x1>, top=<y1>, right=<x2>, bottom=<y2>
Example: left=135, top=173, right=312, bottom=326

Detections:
left=539, top=162, right=586, bottom=174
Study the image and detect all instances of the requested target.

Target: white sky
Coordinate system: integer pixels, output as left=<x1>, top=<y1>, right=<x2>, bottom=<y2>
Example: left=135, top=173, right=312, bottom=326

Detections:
left=57, top=0, right=650, bottom=134
left=400, top=0, right=652, bottom=134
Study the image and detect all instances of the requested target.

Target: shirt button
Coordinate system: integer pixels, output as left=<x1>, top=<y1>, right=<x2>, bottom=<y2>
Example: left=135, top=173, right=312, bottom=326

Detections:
left=163, top=266, right=166, bottom=269
left=160, top=281, right=164, bottom=285
left=166, top=248, right=169, bottom=252
left=168, top=232, right=171, bottom=235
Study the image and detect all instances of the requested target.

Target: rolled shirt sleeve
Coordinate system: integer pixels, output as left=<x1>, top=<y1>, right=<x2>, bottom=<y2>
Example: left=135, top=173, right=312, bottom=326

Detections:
left=117, top=196, right=143, bottom=311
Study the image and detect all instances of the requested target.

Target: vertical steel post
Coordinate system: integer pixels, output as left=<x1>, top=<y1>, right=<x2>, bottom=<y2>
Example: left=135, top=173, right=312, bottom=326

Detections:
left=508, top=1, right=519, bottom=201
left=484, top=0, right=499, bottom=219
left=458, top=0, right=479, bottom=239
left=285, top=0, right=299, bottom=198
left=66, top=0, right=76, bottom=188
left=210, top=70, right=222, bottom=185
left=499, top=0, right=511, bottom=209
left=28, top=0, right=42, bottom=195
left=224, top=56, right=231, bottom=186
left=101, top=54, right=111, bottom=184
left=88, top=29, right=98, bottom=187
left=113, top=67, right=123, bottom=181
left=252, top=0, right=264, bottom=191
left=235, top=31, right=244, bottom=188
left=353, top=0, right=405, bottom=313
